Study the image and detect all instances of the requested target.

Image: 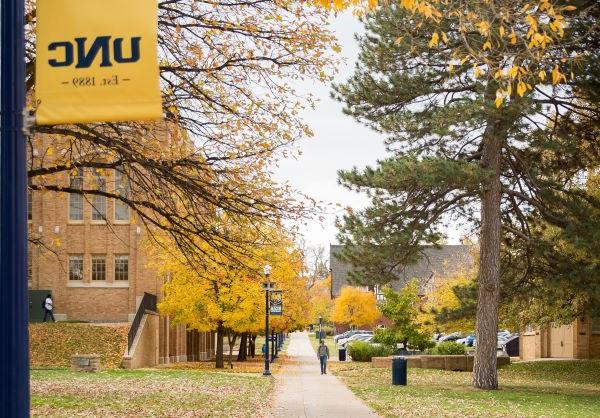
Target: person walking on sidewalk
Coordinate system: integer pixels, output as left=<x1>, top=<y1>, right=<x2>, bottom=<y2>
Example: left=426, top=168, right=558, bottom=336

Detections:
left=317, top=340, right=330, bottom=375
left=43, top=294, right=55, bottom=322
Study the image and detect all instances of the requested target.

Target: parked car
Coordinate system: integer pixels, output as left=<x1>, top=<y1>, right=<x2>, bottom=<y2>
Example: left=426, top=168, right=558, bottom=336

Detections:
left=339, top=333, right=373, bottom=347
left=342, top=334, right=373, bottom=348
left=439, top=332, right=462, bottom=342
left=334, top=330, right=372, bottom=344
left=337, top=333, right=367, bottom=346
left=501, top=335, right=519, bottom=356
left=497, top=332, right=518, bottom=350
left=333, top=331, right=353, bottom=344
left=457, top=335, right=475, bottom=347
left=473, top=331, right=515, bottom=349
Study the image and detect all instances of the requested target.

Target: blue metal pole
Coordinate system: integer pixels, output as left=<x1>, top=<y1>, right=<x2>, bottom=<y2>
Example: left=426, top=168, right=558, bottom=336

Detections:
left=263, top=284, right=270, bottom=376
left=0, top=0, right=29, bottom=415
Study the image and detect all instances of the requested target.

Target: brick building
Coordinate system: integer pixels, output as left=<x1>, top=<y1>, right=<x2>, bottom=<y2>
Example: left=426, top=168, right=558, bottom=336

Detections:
left=28, top=136, right=215, bottom=367
left=520, top=318, right=600, bottom=360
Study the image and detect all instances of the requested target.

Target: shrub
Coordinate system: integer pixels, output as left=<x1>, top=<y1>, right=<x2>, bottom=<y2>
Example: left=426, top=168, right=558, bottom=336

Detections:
left=407, top=333, right=436, bottom=351
left=347, top=341, right=393, bottom=362
left=372, top=328, right=398, bottom=349
left=322, top=325, right=335, bottom=336
left=372, top=328, right=435, bottom=352
left=426, top=341, right=466, bottom=355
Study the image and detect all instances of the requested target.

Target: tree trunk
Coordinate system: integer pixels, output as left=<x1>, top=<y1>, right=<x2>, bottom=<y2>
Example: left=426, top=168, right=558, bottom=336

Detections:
left=228, top=332, right=238, bottom=369
left=237, top=332, right=248, bottom=362
left=250, top=334, right=257, bottom=358
left=473, top=103, right=507, bottom=390
left=215, top=322, right=224, bottom=369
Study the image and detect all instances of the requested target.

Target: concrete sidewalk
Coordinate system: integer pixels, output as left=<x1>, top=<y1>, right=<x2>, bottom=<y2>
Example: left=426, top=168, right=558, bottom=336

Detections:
left=272, top=332, right=379, bottom=418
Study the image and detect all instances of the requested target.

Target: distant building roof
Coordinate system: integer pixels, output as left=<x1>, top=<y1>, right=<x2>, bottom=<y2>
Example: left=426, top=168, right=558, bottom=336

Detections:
left=330, top=244, right=474, bottom=297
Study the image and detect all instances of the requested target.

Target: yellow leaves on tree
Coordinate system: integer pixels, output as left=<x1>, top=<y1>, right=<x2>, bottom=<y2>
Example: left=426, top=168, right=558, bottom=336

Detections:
left=308, top=276, right=334, bottom=324
left=150, top=221, right=310, bottom=336
left=421, top=270, right=476, bottom=333
left=314, top=0, right=583, bottom=105
left=331, top=287, right=380, bottom=328
left=268, top=245, right=312, bottom=333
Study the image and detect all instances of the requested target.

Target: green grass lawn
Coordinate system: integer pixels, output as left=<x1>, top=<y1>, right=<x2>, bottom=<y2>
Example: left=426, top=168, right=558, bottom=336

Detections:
left=31, top=368, right=273, bottom=417
left=330, top=360, right=600, bottom=417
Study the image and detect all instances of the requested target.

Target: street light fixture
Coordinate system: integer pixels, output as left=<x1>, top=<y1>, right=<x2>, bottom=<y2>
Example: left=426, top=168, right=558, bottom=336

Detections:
left=263, top=264, right=273, bottom=377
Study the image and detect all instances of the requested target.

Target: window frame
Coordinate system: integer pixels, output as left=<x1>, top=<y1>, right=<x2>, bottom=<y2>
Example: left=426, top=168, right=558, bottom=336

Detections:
left=113, top=168, right=130, bottom=223
left=91, top=255, right=107, bottom=281
left=68, top=254, right=84, bottom=281
left=91, top=169, right=107, bottom=223
left=68, top=169, right=84, bottom=223
left=114, top=254, right=129, bottom=281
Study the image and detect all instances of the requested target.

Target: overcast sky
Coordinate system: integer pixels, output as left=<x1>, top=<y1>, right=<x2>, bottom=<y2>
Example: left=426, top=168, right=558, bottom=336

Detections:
left=273, top=13, right=461, bottom=252
left=273, top=13, right=386, bottom=250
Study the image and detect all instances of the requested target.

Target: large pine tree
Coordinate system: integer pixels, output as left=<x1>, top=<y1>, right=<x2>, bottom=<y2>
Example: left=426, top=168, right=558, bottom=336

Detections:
left=333, top=3, right=600, bottom=389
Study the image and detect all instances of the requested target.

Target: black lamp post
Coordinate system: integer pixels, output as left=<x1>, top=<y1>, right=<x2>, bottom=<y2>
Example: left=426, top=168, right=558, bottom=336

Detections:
left=263, top=264, right=273, bottom=376
left=319, top=315, right=323, bottom=344
left=0, top=0, right=29, bottom=415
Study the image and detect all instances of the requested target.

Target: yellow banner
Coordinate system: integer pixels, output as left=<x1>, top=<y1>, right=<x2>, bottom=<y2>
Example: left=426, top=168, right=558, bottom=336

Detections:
left=35, top=0, right=162, bottom=125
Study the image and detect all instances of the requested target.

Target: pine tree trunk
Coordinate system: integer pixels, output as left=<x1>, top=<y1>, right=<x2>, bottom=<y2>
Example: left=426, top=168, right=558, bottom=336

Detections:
left=237, top=332, right=248, bottom=362
left=215, top=321, right=224, bottom=369
left=473, top=110, right=505, bottom=390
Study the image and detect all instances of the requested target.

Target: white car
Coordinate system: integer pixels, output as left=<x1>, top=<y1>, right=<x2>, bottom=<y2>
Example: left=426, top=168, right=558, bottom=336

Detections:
left=338, top=333, right=372, bottom=347
left=334, top=330, right=371, bottom=343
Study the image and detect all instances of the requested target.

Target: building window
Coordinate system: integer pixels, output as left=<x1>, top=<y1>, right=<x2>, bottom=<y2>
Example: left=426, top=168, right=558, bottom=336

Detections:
left=69, top=169, right=84, bottom=221
left=91, top=169, right=107, bottom=221
left=91, top=255, right=106, bottom=281
left=114, top=168, right=130, bottom=222
left=69, top=255, right=84, bottom=281
left=114, top=255, right=129, bottom=281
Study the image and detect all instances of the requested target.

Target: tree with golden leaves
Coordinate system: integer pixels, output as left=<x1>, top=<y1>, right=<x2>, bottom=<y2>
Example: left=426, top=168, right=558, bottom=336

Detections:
left=26, top=0, right=338, bottom=261
left=308, top=276, right=334, bottom=324
left=331, top=287, right=380, bottom=328
left=149, top=221, right=309, bottom=368
left=421, top=270, right=477, bottom=334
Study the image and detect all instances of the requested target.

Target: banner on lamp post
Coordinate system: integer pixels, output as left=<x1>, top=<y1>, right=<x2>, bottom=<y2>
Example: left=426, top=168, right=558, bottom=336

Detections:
left=270, top=290, right=283, bottom=316
left=35, top=0, right=162, bottom=125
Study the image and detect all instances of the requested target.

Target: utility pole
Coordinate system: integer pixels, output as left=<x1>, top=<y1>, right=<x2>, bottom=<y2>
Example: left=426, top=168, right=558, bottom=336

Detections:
left=0, top=0, right=30, bottom=415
